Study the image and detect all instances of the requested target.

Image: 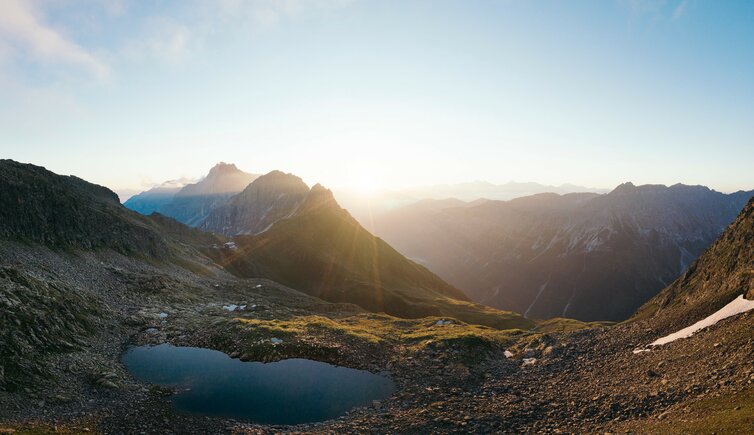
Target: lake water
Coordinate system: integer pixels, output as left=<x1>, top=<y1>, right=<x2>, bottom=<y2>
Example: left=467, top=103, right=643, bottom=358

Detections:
left=121, top=344, right=395, bottom=425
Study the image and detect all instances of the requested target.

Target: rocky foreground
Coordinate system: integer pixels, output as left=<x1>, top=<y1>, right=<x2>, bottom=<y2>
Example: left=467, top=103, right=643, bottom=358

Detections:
left=1, top=239, right=752, bottom=434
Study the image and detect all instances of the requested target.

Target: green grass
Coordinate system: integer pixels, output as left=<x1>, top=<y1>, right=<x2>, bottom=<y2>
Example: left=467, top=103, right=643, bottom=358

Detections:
left=615, top=386, right=754, bottom=434
left=535, top=317, right=613, bottom=333
left=233, top=313, right=523, bottom=351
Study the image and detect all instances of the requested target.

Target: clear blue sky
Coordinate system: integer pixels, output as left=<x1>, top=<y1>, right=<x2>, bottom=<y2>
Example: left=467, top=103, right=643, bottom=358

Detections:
left=1, top=0, right=752, bottom=196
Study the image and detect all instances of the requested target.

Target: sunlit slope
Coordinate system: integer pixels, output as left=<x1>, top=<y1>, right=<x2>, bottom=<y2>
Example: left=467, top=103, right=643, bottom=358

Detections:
left=210, top=185, right=533, bottom=330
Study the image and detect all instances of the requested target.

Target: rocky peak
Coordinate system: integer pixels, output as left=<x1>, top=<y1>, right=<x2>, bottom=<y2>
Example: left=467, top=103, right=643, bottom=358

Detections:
left=296, top=184, right=340, bottom=215
left=609, top=182, right=636, bottom=195
left=237, top=171, right=308, bottom=196
left=176, top=163, right=258, bottom=197
left=199, top=170, right=311, bottom=236
left=207, top=162, right=241, bottom=176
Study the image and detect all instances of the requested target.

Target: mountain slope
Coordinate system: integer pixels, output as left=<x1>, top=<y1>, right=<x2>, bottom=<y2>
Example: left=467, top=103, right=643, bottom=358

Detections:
left=0, top=160, right=171, bottom=257
left=632, top=196, right=754, bottom=332
left=372, top=183, right=753, bottom=321
left=199, top=171, right=310, bottom=236
left=0, top=159, right=220, bottom=258
left=208, top=184, right=532, bottom=329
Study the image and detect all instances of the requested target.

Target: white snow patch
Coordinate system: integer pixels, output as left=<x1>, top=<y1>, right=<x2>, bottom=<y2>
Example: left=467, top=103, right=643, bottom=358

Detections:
left=224, top=242, right=237, bottom=250
left=158, top=312, right=168, bottom=319
left=435, top=319, right=453, bottom=326
left=270, top=338, right=283, bottom=345
left=504, top=350, right=514, bottom=359
left=649, top=295, right=754, bottom=347
left=255, top=284, right=263, bottom=288
left=223, top=304, right=239, bottom=312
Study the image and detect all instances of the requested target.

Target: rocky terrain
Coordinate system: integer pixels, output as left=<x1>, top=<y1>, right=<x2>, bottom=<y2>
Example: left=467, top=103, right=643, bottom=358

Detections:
left=1, top=235, right=751, bottom=434
left=1, top=161, right=753, bottom=434
left=371, top=182, right=754, bottom=321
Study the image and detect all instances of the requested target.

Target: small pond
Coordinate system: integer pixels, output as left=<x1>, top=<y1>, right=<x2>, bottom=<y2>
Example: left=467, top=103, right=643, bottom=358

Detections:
left=121, top=344, right=395, bottom=425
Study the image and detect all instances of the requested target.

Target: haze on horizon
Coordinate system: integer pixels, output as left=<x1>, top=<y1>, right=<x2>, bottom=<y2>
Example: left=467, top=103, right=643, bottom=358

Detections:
left=1, top=0, right=752, bottom=196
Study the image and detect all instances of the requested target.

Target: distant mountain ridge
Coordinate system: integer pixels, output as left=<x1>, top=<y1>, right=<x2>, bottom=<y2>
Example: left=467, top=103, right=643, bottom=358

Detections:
left=371, top=182, right=754, bottom=321
left=121, top=178, right=192, bottom=215
left=336, top=180, right=607, bottom=228
left=125, top=163, right=259, bottom=226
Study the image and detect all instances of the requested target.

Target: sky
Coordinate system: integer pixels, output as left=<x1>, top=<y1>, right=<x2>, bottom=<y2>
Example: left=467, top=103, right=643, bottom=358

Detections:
left=0, top=0, right=752, bottom=197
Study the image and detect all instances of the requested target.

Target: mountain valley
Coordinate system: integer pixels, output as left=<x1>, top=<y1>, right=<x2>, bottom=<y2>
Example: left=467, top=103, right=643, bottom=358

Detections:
left=370, top=183, right=754, bottom=322
left=1, top=160, right=752, bottom=434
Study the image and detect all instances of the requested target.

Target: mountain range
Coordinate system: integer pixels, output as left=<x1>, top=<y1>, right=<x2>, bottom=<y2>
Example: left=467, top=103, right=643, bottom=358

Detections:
left=2, top=158, right=753, bottom=433
left=370, top=182, right=754, bottom=321
left=124, top=163, right=259, bottom=226
left=334, top=180, right=607, bottom=229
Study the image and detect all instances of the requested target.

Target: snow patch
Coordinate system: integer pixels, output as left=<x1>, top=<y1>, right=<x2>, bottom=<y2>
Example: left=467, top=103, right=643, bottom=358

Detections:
left=270, top=338, right=283, bottom=345
left=634, top=294, right=754, bottom=354
left=158, top=312, right=168, bottom=319
left=650, top=295, right=754, bottom=346
left=435, top=319, right=453, bottom=325
left=223, top=304, right=248, bottom=312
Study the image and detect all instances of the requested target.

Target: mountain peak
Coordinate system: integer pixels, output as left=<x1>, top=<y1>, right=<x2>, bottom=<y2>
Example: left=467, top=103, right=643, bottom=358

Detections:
left=176, top=164, right=257, bottom=198
left=200, top=170, right=310, bottom=236
left=254, top=169, right=302, bottom=183
left=609, top=181, right=637, bottom=194
left=297, top=183, right=339, bottom=215
left=237, top=170, right=309, bottom=198
left=207, top=162, right=241, bottom=176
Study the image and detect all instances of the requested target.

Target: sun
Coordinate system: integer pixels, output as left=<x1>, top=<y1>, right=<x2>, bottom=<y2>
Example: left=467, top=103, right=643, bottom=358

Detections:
left=351, top=173, right=382, bottom=195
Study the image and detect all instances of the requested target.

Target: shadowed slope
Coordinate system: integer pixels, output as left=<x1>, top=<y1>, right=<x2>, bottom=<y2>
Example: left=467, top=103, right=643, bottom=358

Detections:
left=632, top=196, right=754, bottom=333
left=0, top=159, right=220, bottom=258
